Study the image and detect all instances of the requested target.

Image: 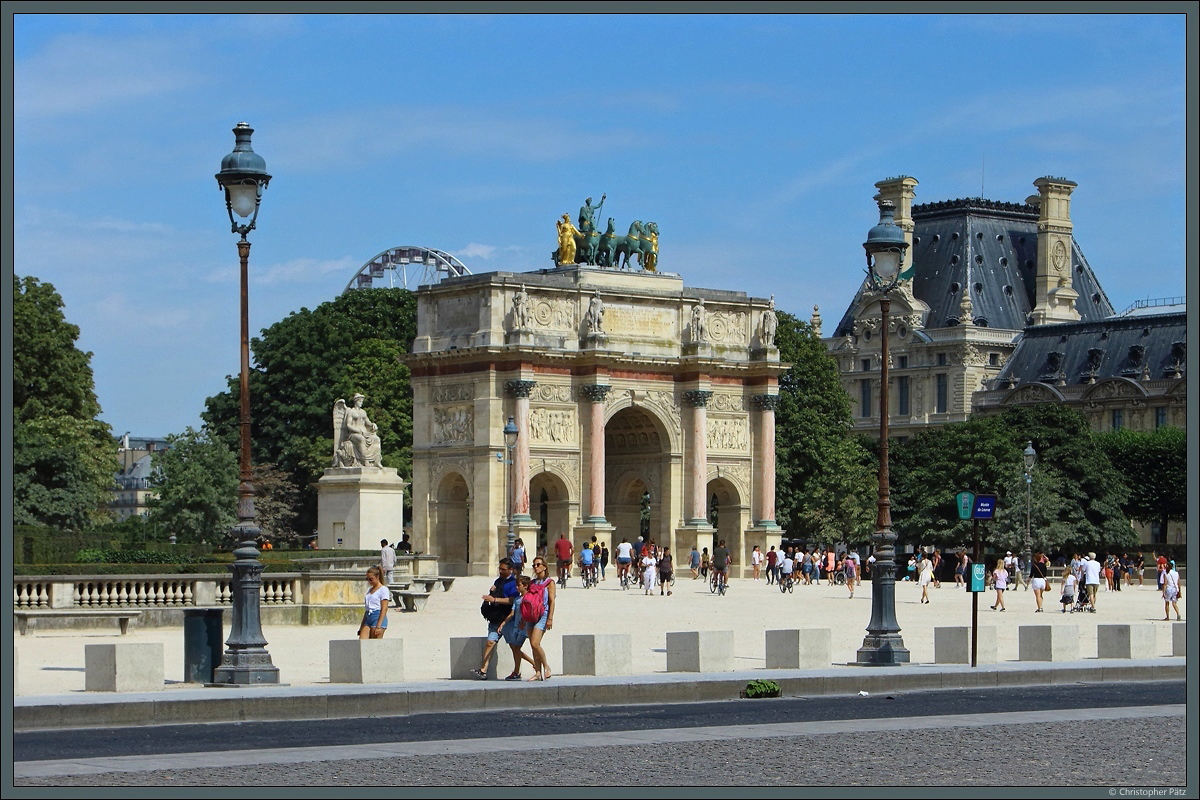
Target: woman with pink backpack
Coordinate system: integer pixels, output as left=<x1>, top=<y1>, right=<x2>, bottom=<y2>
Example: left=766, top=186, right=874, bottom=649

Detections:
left=523, top=557, right=558, bottom=681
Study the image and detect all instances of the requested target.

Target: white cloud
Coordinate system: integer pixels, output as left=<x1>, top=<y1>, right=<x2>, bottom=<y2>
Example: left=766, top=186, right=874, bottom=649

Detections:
left=455, top=243, right=497, bottom=260
left=253, top=256, right=360, bottom=286
left=14, top=33, right=205, bottom=120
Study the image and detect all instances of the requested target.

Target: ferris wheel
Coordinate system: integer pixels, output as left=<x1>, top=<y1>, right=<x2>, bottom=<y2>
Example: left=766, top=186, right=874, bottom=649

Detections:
left=343, top=246, right=472, bottom=293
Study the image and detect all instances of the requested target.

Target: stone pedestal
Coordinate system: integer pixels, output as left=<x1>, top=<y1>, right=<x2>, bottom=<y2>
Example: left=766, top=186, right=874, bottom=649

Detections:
left=562, top=633, right=633, bottom=676
left=317, top=467, right=407, bottom=551
left=674, top=525, right=715, bottom=568
left=934, top=626, right=998, bottom=664
left=666, top=630, right=734, bottom=673
left=1172, top=623, right=1185, bottom=657
left=329, top=639, right=404, bottom=683
left=85, top=643, right=164, bottom=692
left=449, top=637, right=498, bottom=680
left=765, top=629, right=831, bottom=669
left=1019, top=624, right=1079, bottom=662
left=1097, top=624, right=1156, bottom=659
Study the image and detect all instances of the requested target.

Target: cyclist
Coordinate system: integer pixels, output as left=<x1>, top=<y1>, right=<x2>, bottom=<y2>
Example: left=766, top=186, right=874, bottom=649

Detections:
left=579, top=541, right=596, bottom=586
left=711, top=538, right=731, bottom=592
left=778, top=550, right=794, bottom=591
left=554, top=533, right=573, bottom=586
left=615, top=537, right=634, bottom=587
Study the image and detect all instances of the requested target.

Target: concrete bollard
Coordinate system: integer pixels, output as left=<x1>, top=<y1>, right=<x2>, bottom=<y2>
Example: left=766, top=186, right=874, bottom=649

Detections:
left=765, top=629, right=832, bottom=669
left=1018, top=625, right=1080, bottom=662
left=666, top=630, right=734, bottom=673
left=85, top=643, right=164, bottom=692
left=1096, top=624, right=1156, bottom=659
left=449, top=636, right=498, bottom=680
left=934, top=626, right=998, bottom=664
left=329, top=639, right=405, bottom=684
left=1172, top=623, right=1185, bottom=657
left=562, top=633, right=633, bottom=676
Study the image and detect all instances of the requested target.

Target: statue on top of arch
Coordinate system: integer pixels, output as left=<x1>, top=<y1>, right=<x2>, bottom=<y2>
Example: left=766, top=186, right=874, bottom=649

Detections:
left=552, top=193, right=659, bottom=272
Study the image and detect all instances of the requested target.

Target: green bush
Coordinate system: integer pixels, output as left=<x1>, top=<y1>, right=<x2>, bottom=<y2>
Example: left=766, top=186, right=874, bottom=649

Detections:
left=744, top=679, right=781, bottom=698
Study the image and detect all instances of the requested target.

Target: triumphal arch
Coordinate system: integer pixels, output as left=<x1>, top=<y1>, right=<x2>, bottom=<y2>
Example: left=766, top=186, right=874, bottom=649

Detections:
left=407, top=258, right=785, bottom=577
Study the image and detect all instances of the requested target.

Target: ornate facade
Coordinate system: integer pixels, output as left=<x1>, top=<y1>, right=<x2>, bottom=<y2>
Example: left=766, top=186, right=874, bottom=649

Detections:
left=406, top=267, right=784, bottom=576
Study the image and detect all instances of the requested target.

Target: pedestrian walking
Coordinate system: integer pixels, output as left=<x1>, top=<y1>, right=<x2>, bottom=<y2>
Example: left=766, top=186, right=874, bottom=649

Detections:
left=658, top=547, right=674, bottom=596
left=918, top=554, right=934, bottom=604
left=641, top=549, right=658, bottom=596
left=599, top=543, right=609, bottom=581
left=991, top=559, right=1009, bottom=611
left=689, top=545, right=701, bottom=580
left=525, top=557, right=556, bottom=680
left=766, top=546, right=778, bottom=584
left=751, top=546, right=763, bottom=581
left=700, top=547, right=710, bottom=579
left=379, top=539, right=396, bottom=585
left=1031, top=551, right=1050, bottom=612
left=358, top=566, right=390, bottom=639
left=1162, top=561, right=1182, bottom=621
left=843, top=554, right=857, bottom=599
left=473, top=558, right=534, bottom=680
left=510, top=538, right=526, bottom=574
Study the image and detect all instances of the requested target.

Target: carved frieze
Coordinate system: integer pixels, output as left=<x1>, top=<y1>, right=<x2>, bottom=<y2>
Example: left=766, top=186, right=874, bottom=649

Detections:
left=711, top=393, right=748, bottom=412
left=431, top=383, right=475, bottom=403
left=710, top=462, right=751, bottom=499
left=431, top=457, right=474, bottom=492
left=532, top=384, right=574, bottom=404
left=706, top=310, right=748, bottom=345
left=532, top=298, right=578, bottom=330
left=642, top=390, right=681, bottom=433
left=432, top=406, right=474, bottom=445
left=707, top=417, right=749, bottom=451
left=529, top=407, right=577, bottom=444
left=534, top=456, right=581, bottom=498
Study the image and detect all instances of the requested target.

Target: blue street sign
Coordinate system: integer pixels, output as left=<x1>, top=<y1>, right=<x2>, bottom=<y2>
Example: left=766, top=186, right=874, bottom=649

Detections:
left=973, top=495, right=997, bottom=520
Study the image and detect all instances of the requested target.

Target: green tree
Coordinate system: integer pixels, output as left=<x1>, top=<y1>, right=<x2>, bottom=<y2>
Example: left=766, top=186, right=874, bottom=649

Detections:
left=12, top=275, right=117, bottom=529
left=202, top=288, right=418, bottom=535
left=251, top=462, right=301, bottom=548
left=774, top=311, right=874, bottom=544
left=146, top=427, right=238, bottom=545
left=1095, top=426, right=1186, bottom=537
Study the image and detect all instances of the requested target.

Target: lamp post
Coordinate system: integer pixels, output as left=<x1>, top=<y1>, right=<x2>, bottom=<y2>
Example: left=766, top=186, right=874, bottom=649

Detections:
left=856, top=199, right=911, bottom=666
left=503, top=417, right=519, bottom=556
left=211, top=122, right=279, bottom=685
left=1023, top=441, right=1037, bottom=583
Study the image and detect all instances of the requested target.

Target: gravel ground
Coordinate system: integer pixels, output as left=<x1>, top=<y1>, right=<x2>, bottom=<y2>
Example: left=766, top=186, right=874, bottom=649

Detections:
left=16, top=716, right=1186, bottom=787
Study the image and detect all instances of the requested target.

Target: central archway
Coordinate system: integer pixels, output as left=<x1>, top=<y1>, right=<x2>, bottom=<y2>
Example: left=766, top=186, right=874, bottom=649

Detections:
left=605, top=406, right=672, bottom=548
left=432, top=472, right=470, bottom=575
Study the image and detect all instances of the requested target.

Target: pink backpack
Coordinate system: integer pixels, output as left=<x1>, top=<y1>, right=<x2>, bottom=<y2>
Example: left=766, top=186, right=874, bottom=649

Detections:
left=520, top=585, right=546, bottom=624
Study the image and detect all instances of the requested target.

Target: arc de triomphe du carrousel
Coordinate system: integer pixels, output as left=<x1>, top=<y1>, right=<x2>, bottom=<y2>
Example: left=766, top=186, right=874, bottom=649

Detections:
left=403, top=200, right=786, bottom=577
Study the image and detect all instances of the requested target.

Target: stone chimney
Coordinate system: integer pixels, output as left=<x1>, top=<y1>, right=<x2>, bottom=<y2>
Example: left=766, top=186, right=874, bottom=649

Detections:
left=873, top=176, right=919, bottom=255
left=1030, top=176, right=1081, bottom=325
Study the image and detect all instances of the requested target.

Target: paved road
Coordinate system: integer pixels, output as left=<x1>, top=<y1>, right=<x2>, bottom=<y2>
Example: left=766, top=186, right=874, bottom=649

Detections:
left=14, top=681, right=1189, bottom=788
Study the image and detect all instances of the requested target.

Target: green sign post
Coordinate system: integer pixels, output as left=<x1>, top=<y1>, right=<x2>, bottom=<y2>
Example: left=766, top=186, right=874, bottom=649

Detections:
left=969, top=563, right=987, bottom=592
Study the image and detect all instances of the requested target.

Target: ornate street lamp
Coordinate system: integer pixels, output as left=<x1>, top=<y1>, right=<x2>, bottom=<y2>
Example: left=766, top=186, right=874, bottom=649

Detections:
left=1023, top=441, right=1037, bottom=582
left=503, top=417, right=519, bottom=556
left=211, top=122, right=278, bottom=685
left=857, top=199, right=911, bottom=666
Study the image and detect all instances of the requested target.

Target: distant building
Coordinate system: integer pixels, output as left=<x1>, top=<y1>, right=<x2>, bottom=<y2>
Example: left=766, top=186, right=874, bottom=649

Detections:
left=825, top=175, right=1185, bottom=546
left=110, top=435, right=169, bottom=520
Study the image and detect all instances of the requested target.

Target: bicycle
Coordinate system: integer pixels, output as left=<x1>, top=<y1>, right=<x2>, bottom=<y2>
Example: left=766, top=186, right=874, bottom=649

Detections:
left=619, top=567, right=631, bottom=590
left=779, top=572, right=794, bottom=593
left=832, top=571, right=847, bottom=586
left=580, top=564, right=597, bottom=589
left=710, top=568, right=728, bottom=596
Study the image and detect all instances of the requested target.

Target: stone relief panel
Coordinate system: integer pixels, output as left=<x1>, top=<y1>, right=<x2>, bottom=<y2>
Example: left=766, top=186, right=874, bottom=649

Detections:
left=431, top=457, right=474, bottom=495
left=533, top=456, right=581, bottom=500
left=707, top=417, right=749, bottom=452
left=709, top=462, right=751, bottom=501
left=431, top=383, right=475, bottom=403
left=706, top=310, right=748, bottom=345
left=603, top=304, right=676, bottom=337
left=641, top=389, right=681, bottom=434
left=529, top=407, right=578, bottom=444
left=532, top=384, right=574, bottom=404
left=432, top=405, right=474, bottom=445
left=435, top=296, right=478, bottom=332
left=710, top=393, right=748, bottom=412
left=532, top=298, right=578, bottom=330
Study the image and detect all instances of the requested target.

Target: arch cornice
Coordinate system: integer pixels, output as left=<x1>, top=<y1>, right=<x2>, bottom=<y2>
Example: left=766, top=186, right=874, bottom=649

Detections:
left=1080, top=376, right=1149, bottom=403
left=603, top=390, right=681, bottom=453
left=1001, top=382, right=1066, bottom=405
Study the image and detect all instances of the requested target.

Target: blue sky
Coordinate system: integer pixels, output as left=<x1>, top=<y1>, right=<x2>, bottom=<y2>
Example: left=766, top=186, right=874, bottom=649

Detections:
left=12, top=12, right=1188, bottom=439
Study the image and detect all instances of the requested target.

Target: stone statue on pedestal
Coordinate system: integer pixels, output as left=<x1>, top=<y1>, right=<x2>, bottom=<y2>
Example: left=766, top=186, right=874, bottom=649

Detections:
left=333, top=394, right=383, bottom=468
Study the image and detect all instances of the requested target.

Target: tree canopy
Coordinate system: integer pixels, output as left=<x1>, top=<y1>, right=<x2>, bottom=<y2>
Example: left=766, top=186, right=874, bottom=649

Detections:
left=202, top=288, right=418, bottom=538
left=147, top=427, right=238, bottom=545
left=12, top=275, right=117, bottom=529
left=1095, top=425, right=1186, bottom=536
left=773, top=311, right=875, bottom=546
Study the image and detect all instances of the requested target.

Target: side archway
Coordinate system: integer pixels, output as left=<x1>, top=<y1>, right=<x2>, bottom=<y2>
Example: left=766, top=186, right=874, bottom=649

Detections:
left=433, top=472, right=470, bottom=573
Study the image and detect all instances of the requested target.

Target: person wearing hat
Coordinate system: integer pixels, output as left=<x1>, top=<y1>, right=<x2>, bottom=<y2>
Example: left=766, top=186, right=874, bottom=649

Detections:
left=1082, top=552, right=1102, bottom=611
left=1162, top=560, right=1182, bottom=621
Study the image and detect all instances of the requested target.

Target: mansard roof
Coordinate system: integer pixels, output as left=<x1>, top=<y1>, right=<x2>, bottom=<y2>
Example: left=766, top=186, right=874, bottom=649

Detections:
left=833, top=196, right=1115, bottom=337
left=991, top=309, right=1186, bottom=389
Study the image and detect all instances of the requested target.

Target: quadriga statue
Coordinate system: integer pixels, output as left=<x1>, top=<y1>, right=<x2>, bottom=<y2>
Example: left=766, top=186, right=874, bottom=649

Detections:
left=332, top=393, right=383, bottom=468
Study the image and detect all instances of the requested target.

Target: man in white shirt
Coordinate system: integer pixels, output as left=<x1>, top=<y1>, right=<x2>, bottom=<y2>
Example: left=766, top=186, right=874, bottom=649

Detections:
left=1083, top=553, right=1103, bottom=610
left=779, top=553, right=794, bottom=587
left=380, top=539, right=397, bottom=585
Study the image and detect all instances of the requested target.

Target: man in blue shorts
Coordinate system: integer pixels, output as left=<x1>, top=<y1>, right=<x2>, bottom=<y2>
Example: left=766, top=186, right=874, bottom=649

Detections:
left=473, top=558, right=534, bottom=680
left=579, top=541, right=596, bottom=584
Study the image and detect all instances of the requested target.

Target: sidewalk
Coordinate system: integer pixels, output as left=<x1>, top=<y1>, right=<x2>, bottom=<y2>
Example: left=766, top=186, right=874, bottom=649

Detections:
left=12, top=574, right=1185, bottom=729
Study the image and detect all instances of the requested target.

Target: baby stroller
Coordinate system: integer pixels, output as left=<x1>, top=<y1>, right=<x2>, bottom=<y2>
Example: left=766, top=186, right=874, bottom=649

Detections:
left=1070, top=581, right=1094, bottom=613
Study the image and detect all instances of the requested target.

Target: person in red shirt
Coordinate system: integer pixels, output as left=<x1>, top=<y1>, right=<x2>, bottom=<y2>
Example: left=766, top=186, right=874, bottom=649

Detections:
left=1156, top=552, right=1169, bottom=591
left=554, top=534, right=574, bottom=586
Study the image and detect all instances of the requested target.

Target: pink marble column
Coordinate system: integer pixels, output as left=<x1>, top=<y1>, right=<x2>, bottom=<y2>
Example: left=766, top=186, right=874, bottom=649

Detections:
left=754, top=394, right=780, bottom=525
left=685, top=389, right=712, bottom=524
left=581, top=384, right=612, bottom=522
left=507, top=379, right=536, bottom=519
